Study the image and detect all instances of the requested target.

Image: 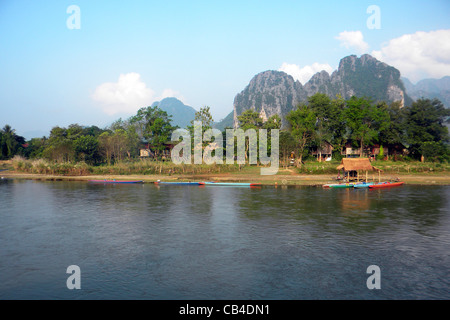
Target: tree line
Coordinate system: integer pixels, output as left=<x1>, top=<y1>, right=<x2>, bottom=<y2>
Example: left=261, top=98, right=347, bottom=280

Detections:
left=1, top=94, right=449, bottom=165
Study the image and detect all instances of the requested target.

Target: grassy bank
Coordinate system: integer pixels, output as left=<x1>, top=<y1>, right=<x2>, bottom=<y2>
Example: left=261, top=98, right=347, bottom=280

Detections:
left=8, top=157, right=243, bottom=176
left=2, top=157, right=449, bottom=185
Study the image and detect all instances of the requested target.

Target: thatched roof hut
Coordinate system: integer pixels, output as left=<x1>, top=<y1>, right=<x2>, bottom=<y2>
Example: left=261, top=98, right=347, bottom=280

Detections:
left=337, top=158, right=382, bottom=181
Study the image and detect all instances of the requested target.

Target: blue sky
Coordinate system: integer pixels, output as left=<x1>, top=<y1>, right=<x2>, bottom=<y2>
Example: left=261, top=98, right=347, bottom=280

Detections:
left=1, top=0, right=450, bottom=139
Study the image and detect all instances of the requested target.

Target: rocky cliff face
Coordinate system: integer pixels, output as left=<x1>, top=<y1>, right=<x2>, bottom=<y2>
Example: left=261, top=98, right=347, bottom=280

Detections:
left=233, top=70, right=305, bottom=128
left=233, top=54, right=411, bottom=128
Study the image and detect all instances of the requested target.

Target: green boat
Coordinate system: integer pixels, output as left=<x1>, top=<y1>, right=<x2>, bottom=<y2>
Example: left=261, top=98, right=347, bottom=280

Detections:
left=323, top=183, right=356, bottom=188
left=199, top=182, right=262, bottom=187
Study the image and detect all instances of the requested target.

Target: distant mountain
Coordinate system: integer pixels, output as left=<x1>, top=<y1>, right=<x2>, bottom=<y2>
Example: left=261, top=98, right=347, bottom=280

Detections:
left=233, top=54, right=412, bottom=128
left=213, top=111, right=234, bottom=131
left=151, top=97, right=197, bottom=128
left=402, top=76, right=450, bottom=108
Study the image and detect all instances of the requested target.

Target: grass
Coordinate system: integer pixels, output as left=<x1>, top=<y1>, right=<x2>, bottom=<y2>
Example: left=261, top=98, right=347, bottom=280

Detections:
left=8, top=156, right=449, bottom=177
left=9, top=156, right=243, bottom=176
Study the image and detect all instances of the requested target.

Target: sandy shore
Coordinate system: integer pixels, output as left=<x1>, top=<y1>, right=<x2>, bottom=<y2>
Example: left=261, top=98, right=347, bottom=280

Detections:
left=1, top=169, right=449, bottom=186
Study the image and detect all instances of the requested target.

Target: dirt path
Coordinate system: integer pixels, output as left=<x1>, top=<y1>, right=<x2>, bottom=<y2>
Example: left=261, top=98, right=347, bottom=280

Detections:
left=2, top=169, right=449, bottom=185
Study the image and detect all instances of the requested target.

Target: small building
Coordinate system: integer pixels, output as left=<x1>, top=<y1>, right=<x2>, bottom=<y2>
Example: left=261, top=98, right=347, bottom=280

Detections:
left=369, top=143, right=408, bottom=161
left=140, top=142, right=176, bottom=160
left=341, top=141, right=362, bottom=158
left=336, top=158, right=383, bottom=182
left=312, top=141, right=333, bottom=162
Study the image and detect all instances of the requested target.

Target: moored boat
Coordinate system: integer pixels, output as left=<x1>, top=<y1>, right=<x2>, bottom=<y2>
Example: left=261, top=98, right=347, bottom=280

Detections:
left=89, top=179, right=143, bottom=184
left=353, top=182, right=374, bottom=188
left=322, top=182, right=356, bottom=188
left=369, top=181, right=404, bottom=189
left=199, top=182, right=262, bottom=187
left=154, top=181, right=200, bottom=185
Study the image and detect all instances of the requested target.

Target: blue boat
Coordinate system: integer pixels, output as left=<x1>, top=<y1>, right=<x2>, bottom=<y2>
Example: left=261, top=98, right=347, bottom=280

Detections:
left=353, top=182, right=374, bottom=188
left=89, top=179, right=143, bottom=184
left=154, top=181, right=200, bottom=185
left=199, top=182, right=261, bottom=187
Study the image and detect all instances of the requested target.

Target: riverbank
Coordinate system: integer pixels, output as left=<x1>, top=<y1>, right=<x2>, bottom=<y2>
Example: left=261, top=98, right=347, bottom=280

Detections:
left=2, top=169, right=449, bottom=186
left=2, top=158, right=449, bottom=185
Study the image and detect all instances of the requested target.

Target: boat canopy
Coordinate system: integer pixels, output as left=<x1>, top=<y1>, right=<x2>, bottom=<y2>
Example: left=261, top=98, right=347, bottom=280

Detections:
left=336, top=158, right=382, bottom=172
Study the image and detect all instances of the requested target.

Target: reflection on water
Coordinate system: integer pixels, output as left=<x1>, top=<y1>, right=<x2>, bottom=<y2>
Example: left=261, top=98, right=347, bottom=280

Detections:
left=0, top=179, right=449, bottom=299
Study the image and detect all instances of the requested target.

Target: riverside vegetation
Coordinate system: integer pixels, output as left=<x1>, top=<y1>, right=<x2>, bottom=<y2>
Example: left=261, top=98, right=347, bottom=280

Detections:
left=1, top=93, right=450, bottom=178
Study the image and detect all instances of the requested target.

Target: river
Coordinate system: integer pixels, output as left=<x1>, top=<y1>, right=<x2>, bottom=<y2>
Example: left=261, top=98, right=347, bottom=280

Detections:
left=0, top=179, right=449, bottom=299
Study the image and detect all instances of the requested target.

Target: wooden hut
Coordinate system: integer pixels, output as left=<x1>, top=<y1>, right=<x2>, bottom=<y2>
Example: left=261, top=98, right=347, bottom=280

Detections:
left=336, top=158, right=382, bottom=182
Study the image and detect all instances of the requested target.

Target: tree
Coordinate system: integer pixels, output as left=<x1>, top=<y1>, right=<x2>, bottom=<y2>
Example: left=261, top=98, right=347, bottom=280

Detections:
left=344, top=96, right=389, bottom=157
left=286, top=104, right=317, bottom=166
left=42, top=126, right=75, bottom=162
left=188, top=106, right=216, bottom=155
left=420, top=141, right=449, bottom=162
left=73, top=135, right=100, bottom=164
left=279, top=130, right=296, bottom=167
left=379, top=100, right=406, bottom=146
left=404, top=98, right=450, bottom=160
left=1, top=125, right=25, bottom=159
left=237, top=109, right=263, bottom=130
left=130, top=106, right=176, bottom=158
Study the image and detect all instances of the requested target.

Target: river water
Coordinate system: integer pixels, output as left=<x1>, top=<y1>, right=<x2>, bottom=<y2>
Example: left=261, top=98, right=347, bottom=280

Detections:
left=0, top=179, right=449, bottom=300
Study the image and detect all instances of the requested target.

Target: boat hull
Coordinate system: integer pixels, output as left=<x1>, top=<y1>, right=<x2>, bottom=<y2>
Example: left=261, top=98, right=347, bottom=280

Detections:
left=353, top=182, right=374, bottom=188
left=369, top=182, right=404, bottom=189
left=323, top=183, right=355, bottom=188
left=89, top=180, right=143, bottom=184
left=199, top=182, right=261, bottom=187
left=154, top=181, right=200, bottom=185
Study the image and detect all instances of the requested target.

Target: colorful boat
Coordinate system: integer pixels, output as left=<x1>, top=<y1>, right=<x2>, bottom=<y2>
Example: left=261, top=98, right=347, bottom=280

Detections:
left=154, top=181, right=200, bottom=185
left=323, top=183, right=356, bottom=188
left=353, top=182, right=374, bottom=188
left=199, top=182, right=262, bottom=187
left=369, top=181, right=404, bottom=189
left=89, top=179, right=143, bottom=184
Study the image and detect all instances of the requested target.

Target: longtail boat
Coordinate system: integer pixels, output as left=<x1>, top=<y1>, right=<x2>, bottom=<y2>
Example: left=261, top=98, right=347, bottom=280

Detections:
left=369, top=181, right=404, bottom=189
left=322, top=182, right=356, bottom=188
left=89, top=180, right=143, bottom=184
left=353, top=182, right=374, bottom=188
left=154, top=181, right=200, bottom=185
left=199, top=182, right=262, bottom=187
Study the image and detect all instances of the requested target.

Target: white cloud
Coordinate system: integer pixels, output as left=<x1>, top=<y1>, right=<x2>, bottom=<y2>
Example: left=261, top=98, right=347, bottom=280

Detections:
left=335, top=30, right=369, bottom=54
left=371, top=29, right=450, bottom=83
left=92, top=72, right=185, bottom=115
left=279, top=62, right=334, bottom=84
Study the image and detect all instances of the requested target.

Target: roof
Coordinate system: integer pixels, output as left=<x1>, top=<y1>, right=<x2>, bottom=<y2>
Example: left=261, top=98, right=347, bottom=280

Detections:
left=336, top=158, right=382, bottom=172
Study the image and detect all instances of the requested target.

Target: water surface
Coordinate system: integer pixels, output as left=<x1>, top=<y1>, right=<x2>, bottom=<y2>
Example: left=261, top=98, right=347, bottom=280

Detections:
left=0, top=179, right=449, bottom=299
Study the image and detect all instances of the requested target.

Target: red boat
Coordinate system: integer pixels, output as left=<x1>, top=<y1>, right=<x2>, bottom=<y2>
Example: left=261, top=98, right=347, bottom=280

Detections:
left=369, top=181, right=404, bottom=189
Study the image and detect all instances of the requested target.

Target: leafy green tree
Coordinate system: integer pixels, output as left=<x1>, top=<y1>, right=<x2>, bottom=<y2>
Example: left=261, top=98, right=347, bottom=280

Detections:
left=404, top=98, right=450, bottom=160
left=74, top=135, right=100, bottom=164
left=23, top=137, right=47, bottom=159
left=286, top=104, right=317, bottom=166
left=344, top=96, right=390, bottom=157
left=379, top=101, right=407, bottom=146
left=263, top=114, right=281, bottom=130
left=42, top=126, right=75, bottom=162
left=237, top=109, right=263, bottom=130
left=188, top=106, right=216, bottom=154
left=279, top=130, right=296, bottom=167
left=1, top=125, right=25, bottom=159
left=130, top=106, right=176, bottom=158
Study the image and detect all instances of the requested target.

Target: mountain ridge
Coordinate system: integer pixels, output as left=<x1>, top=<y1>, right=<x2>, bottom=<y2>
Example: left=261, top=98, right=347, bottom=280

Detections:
left=151, top=97, right=197, bottom=128
left=232, top=54, right=413, bottom=128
